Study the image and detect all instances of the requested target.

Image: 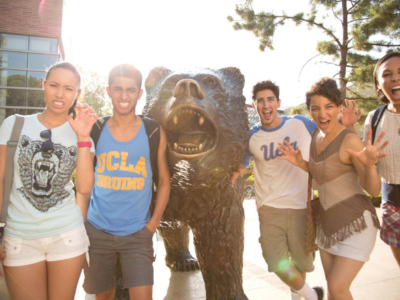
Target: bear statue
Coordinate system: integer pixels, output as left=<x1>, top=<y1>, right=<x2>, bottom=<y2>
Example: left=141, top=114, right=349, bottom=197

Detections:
left=143, top=67, right=249, bottom=300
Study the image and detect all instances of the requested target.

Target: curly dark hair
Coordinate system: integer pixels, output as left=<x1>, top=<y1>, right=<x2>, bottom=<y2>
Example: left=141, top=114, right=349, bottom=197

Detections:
left=252, top=80, right=279, bottom=101
left=373, top=52, right=400, bottom=104
left=306, top=77, right=342, bottom=109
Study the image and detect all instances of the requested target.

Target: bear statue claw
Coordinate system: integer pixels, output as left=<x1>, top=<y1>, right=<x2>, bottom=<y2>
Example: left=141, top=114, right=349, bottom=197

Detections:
left=167, top=251, right=199, bottom=272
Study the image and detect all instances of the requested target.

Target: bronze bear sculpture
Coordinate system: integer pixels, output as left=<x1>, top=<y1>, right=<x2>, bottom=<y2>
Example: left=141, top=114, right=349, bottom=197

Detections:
left=143, top=67, right=249, bottom=300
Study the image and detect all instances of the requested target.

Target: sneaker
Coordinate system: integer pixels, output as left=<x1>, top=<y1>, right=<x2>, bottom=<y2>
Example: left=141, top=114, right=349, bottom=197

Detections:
left=312, top=286, right=324, bottom=300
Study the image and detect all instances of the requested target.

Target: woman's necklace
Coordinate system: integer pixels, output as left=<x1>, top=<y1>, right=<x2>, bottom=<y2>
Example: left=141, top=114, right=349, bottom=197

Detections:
left=38, top=112, right=66, bottom=128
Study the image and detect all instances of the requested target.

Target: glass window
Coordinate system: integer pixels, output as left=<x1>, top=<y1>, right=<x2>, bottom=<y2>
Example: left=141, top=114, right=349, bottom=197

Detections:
left=0, top=70, right=27, bottom=87
left=28, top=53, right=59, bottom=70
left=1, top=34, right=29, bottom=50
left=0, top=108, right=23, bottom=124
left=0, top=51, right=28, bottom=68
left=27, top=90, right=45, bottom=107
left=0, top=108, right=8, bottom=124
left=0, top=108, right=44, bottom=124
left=27, top=108, right=44, bottom=114
left=30, top=36, right=58, bottom=53
left=0, top=88, right=26, bottom=107
left=28, top=72, right=45, bottom=88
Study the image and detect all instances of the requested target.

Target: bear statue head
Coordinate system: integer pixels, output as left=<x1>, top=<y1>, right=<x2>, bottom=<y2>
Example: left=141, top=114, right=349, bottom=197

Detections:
left=143, top=67, right=249, bottom=187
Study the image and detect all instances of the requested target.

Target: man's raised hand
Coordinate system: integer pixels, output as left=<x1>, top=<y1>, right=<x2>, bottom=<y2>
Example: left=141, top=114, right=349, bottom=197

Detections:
left=231, top=164, right=253, bottom=187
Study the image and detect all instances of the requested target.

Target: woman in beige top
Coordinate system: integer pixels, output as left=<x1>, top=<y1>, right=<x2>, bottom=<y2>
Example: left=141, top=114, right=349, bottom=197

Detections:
left=278, top=78, right=388, bottom=300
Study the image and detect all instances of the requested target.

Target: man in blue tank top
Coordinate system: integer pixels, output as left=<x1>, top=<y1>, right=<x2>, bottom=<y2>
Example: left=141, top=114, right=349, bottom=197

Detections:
left=79, top=64, right=170, bottom=300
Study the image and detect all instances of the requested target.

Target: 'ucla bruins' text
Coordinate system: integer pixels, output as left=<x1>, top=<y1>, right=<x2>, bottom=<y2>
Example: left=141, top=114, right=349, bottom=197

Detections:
left=96, top=151, right=147, bottom=190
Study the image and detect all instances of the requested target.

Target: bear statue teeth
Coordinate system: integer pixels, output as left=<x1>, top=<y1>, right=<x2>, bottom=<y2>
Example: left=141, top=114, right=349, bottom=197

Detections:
left=175, top=146, right=202, bottom=154
left=171, top=110, right=205, bottom=126
left=164, top=105, right=218, bottom=157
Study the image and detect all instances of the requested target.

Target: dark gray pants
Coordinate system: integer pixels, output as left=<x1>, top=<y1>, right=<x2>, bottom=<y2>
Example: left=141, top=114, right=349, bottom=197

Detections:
left=83, top=222, right=155, bottom=294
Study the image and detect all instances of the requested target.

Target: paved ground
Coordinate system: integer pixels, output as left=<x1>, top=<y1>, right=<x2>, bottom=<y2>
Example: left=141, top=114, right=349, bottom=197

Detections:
left=75, top=200, right=400, bottom=300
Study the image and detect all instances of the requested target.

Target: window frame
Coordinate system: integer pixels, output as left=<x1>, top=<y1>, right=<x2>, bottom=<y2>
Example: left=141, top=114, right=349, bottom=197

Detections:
left=0, top=33, right=61, bottom=121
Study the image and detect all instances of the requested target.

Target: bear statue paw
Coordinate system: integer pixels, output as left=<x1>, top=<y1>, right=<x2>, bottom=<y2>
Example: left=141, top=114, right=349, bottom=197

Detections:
left=166, top=251, right=199, bottom=272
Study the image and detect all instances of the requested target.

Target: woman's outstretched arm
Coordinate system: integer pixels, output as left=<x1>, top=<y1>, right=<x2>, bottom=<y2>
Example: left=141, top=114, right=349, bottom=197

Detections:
left=344, top=130, right=389, bottom=197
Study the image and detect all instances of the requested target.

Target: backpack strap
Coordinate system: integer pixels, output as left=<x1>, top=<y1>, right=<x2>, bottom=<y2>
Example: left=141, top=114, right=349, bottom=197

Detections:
left=0, top=115, right=24, bottom=242
left=139, top=116, right=161, bottom=188
left=90, top=116, right=111, bottom=169
left=90, top=115, right=161, bottom=186
left=371, top=105, right=387, bottom=143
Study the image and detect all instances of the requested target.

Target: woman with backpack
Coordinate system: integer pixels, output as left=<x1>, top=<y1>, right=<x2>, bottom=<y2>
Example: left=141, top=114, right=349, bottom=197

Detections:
left=363, top=52, right=400, bottom=268
left=0, top=61, right=97, bottom=299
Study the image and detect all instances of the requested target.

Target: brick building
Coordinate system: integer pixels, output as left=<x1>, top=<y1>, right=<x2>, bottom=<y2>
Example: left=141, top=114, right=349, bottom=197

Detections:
left=0, top=0, right=66, bottom=123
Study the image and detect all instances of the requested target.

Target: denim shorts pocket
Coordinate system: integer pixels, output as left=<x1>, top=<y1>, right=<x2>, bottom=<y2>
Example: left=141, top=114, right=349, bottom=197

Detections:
left=3, top=236, right=22, bottom=254
left=60, top=228, right=87, bottom=247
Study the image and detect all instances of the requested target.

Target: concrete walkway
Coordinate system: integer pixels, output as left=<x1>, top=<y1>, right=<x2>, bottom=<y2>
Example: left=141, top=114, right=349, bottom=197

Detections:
left=75, top=200, right=400, bottom=300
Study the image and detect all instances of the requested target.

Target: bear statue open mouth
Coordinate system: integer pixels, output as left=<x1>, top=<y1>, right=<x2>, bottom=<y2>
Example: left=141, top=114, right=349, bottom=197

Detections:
left=165, top=105, right=218, bottom=157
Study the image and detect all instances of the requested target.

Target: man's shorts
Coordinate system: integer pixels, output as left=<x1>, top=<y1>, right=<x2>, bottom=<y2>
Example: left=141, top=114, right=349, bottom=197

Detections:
left=83, top=222, right=155, bottom=294
left=258, top=205, right=314, bottom=273
left=381, top=202, right=400, bottom=248
left=3, top=224, right=88, bottom=267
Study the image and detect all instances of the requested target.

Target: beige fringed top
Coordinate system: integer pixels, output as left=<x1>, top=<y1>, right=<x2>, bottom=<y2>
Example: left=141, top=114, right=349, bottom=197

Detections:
left=309, top=128, right=380, bottom=248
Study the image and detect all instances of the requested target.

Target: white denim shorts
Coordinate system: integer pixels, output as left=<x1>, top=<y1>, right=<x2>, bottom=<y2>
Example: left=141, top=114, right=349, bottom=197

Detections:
left=317, top=210, right=378, bottom=262
left=2, top=224, right=89, bottom=267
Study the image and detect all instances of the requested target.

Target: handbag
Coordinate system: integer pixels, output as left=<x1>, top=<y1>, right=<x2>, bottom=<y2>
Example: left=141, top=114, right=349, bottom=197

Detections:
left=304, top=173, right=319, bottom=255
left=0, top=115, right=24, bottom=300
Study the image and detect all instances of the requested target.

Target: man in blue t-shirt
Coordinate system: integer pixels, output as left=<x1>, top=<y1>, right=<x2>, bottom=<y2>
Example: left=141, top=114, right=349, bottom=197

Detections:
left=79, top=64, right=170, bottom=300
left=231, top=80, right=324, bottom=300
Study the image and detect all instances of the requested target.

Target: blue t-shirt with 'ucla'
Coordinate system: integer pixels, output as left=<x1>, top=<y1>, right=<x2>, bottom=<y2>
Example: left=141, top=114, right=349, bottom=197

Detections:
left=88, top=122, right=152, bottom=236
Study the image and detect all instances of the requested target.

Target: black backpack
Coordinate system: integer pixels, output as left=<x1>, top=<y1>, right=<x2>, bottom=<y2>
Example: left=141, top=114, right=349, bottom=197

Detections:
left=371, top=105, right=387, bottom=143
left=90, top=115, right=161, bottom=188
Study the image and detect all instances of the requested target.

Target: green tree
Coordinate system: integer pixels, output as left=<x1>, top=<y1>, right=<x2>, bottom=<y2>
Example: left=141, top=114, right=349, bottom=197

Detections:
left=290, top=103, right=310, bottom=117
left=228, top=0, right=400, bottom=102
left=80, top=69, right=112, bottom=117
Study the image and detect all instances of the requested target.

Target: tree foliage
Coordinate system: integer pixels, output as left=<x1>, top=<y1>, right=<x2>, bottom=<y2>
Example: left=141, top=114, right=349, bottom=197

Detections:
left=79, top=69, right=112, bottom=117
left=228, top=0, right=400, bottom=102
left=290, top=103, right=310, bottom=118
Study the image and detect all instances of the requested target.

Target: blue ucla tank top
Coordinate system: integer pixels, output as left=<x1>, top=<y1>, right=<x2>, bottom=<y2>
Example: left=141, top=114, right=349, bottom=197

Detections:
left=88, top=122, right=152, bottom=236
